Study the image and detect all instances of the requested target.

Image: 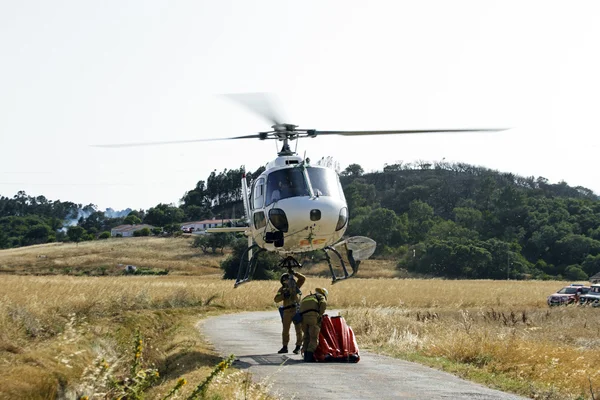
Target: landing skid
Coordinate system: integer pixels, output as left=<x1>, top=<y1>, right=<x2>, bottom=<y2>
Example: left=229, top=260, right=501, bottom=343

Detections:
left=234, top=244, right=265, bottom=288
left=234, top=252, right=302, bottom=288
left=234, top=243, right=362, bottom=287
left=324, top=245, right=360, bottom=284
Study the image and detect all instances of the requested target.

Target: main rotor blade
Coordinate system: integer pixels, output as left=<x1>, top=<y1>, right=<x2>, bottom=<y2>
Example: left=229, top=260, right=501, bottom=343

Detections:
left=314, top=128, right=508, bottom=136
left=222, top=92, right=286, bottom=126
left=92, top=133, right=262, bottom=148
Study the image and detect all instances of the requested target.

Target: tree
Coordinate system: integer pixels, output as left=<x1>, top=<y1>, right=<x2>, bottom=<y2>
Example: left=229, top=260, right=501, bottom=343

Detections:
left=343, top=181, right=377, bottom=212
left=564, top=265, right=588, bottom=281
left=127, top=209, right=145, bottom=220
left=205, top=167, right=246, bottom=206
left=221, top=238, right=280, bottom=280
left=453, top=207, right=482, bottom=231
left=183, top=205, right=212, bottom=222
left=144, top=204, right=184, bottom=227
left=23, top=223, right=52, bottom=245
left=99, top=231, right=111, bottom=239
left=133, top=227, right=151, bottom=237
left=552, top=234, right=600, bottom=267
left=427, top=220, right=478, bottom=242
left=358, top=208, right=408, bottom=250
left=0, top=230, right=9, bottom=249
left=123, top=214, right=142, bottom=225
left=163, top=223, right=181, bottom=235
left=404, top=239, right=492, bottom=278
left=408, top=200, right=434, bottom=243
left=582, top=254, right=600, bottom=276
left=67, top=226, right=86, bottom=243
left=194, top=233, right=234, bottom=254
left=78, top=211, right=106, bottom=233
left=341, top=164, right=364, bottom=177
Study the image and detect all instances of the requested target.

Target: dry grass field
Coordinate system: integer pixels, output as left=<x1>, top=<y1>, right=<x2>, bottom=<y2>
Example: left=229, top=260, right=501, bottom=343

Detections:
left=1, top=238, right=599, bottom=399
left=0, top=237, right=224, bottom=276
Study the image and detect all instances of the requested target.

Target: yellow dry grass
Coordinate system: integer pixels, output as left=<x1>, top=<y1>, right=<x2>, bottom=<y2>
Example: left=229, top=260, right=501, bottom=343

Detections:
left=0, top=273, right=282, bottom=399
left=302, top=258, right=401, bottom=279
left=0, top=237, right=223, bottom=275
left=1, top=240, right=598, bottom=399
left=332, top=279, right=600, bottom=400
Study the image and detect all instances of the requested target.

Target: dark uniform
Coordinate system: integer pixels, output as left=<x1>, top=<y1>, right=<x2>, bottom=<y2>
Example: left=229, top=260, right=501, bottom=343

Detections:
left=274, top=271, right=306, bottom=354
left=299, top=288, right=328, bottom=362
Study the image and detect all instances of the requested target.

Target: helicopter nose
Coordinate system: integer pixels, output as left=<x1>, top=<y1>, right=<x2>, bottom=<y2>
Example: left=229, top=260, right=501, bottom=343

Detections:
left=310, top=209, right=321, bottom=221
left=303, top=198, right=346, bottom=230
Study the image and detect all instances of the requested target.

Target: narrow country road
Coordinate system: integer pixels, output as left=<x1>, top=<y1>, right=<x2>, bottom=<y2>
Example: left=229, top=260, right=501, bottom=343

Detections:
left=199, top=311, right=528, bottom=400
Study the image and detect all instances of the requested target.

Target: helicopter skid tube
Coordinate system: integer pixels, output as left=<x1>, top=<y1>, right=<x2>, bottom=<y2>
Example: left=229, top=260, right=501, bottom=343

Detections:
left=324, top=246, right=359, bottom=284
left=234, top=244, right=265, bottom=288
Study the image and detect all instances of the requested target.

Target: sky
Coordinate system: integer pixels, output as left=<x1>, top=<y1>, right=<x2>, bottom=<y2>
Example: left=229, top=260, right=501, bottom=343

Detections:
left=1, top=1, right=599, bottom=211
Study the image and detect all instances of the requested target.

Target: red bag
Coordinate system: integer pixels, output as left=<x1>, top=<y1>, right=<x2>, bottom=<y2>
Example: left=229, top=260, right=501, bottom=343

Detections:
left=314, top=315, right=360, bottom=362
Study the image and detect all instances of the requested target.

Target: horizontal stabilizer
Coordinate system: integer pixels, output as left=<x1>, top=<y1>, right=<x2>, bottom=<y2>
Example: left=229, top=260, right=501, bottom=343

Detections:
left=206, top=227, right=250, bottom=234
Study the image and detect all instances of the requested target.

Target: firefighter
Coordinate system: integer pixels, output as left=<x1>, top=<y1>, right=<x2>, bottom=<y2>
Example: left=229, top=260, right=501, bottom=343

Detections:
left=299, top=287, right=328, bottom=362
left=274, top=271, right=305, bottom=354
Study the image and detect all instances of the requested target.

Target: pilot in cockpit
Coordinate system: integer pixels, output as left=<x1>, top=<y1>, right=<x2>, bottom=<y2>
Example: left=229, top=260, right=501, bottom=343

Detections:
left=271, top=179, right=291, bottom=202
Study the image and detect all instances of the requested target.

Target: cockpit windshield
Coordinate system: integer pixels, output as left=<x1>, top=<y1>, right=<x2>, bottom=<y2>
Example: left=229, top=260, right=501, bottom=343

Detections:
left=266, top=168, right=310, bottom=205
left=306, top=167, right=344, bottom=200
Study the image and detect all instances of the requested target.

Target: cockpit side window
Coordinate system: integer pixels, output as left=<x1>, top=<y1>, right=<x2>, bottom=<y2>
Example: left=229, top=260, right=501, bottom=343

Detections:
left=252, top=178, right=265, bottom=209
left=306, top=167, right=343, bottom=199
left=266, top=168, right=309, bottom=205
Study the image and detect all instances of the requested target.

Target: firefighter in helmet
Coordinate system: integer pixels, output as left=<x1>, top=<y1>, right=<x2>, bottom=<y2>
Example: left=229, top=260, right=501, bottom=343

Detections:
left=274, top=271, right=306, bottom=354
left=299, top=287, right=328, bottom=362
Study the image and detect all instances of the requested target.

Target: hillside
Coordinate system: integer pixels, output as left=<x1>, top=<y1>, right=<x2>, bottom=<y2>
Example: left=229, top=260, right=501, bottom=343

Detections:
left=0, top=236, right=399, bottom=280
left=340, top=162, right=600, bottom=280
left=2, top=161, right=600, bottom=280
left=0, top=237, right=222, bottom=276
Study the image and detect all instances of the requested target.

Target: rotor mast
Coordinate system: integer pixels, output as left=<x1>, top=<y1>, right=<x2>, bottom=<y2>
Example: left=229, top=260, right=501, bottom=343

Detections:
left=273, top=123, right=299, bottom=156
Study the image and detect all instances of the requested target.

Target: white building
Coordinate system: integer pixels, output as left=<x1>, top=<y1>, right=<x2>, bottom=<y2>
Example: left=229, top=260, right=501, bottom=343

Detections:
left=180, top=219, right=236, bottom=233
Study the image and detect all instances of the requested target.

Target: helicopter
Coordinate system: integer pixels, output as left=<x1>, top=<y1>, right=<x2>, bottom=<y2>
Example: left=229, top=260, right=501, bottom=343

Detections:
left=96, top=93, right=507, bottom=287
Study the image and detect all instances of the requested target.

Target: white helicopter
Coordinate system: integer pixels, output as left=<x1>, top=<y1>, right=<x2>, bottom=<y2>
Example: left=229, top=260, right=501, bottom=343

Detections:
left=97, top=94, right=506, bottom=287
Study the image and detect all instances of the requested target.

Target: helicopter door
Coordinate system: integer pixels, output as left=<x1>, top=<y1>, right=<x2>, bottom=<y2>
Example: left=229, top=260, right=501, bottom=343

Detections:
left=266, top=168, right=309, bottom=205
left=251, top=178, right=267, bottom=229
left=252, top=178, right=265, bottom=209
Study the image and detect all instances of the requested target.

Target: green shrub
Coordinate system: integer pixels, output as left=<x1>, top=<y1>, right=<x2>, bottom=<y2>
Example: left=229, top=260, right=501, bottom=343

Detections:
left=221, top=237, right=279, bottom=280
left=133, top=228, right=150, bottom=237
left=564, top=265, right=588, bottom=281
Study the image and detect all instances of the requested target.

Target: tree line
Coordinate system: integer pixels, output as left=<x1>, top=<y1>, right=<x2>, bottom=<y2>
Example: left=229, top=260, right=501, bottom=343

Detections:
left=2, top=161, right=600, bottom=282
left=0, top=166, right=261, bottom=248
left=340, top=162, right=600, bottom=280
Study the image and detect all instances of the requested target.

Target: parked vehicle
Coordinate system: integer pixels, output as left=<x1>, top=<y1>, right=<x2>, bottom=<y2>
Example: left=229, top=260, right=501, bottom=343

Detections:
left=579, top=285, right=600, bottom=306
left=547, top=286, right=589, bottom=306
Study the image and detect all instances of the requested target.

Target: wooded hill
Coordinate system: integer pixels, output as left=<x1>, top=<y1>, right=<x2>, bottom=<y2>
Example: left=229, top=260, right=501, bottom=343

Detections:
left=2, top=161, right=599, bottom=281
left=340, top=161, right=600, bottom=280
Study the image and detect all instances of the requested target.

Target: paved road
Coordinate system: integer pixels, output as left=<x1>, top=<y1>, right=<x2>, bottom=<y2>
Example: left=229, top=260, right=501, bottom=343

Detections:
left=199, top=311, right=528, bottom=400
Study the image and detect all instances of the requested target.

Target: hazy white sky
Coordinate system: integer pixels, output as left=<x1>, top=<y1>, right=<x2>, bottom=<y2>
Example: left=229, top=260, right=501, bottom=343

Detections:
left=1, top=1, right=599, bottom=211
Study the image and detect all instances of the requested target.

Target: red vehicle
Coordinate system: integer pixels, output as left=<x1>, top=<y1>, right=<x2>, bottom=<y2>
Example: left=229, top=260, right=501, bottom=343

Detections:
left=547, top=285, right=589, bottom=306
